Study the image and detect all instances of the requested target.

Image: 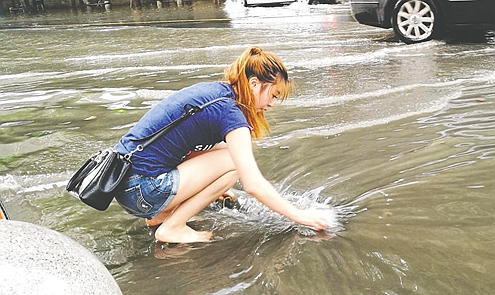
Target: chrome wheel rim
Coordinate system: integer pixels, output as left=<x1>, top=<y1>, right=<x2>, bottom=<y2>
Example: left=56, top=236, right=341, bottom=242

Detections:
left=396, top=0, right=435, bottom=41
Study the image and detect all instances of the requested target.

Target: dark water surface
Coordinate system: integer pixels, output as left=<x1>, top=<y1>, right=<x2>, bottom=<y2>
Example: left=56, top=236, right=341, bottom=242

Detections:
left=1, top=1, right=495, bottom=294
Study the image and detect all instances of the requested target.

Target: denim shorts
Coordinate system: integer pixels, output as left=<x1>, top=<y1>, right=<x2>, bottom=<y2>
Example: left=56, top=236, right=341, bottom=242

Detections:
left=114, top=169, right=179, bottom=220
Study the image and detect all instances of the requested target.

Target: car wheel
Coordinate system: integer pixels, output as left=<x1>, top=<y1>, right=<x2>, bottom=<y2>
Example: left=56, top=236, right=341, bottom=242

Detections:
left=392, top=0, right=443, bottom=44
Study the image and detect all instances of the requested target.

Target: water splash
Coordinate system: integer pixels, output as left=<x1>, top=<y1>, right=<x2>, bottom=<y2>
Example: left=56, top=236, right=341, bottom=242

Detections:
left=210, top=185, right=359, bottom=238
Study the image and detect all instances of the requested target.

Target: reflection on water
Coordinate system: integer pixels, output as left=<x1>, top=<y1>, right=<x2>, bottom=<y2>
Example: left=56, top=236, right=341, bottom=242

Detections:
left=1, top=1, right=495, bottom=294
left=0, top=0, right=230, bottom=28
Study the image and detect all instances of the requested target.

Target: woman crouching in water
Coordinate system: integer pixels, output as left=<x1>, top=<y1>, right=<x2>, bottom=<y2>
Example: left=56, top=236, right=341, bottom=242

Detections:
left=114, top=46, right=330, bottom=244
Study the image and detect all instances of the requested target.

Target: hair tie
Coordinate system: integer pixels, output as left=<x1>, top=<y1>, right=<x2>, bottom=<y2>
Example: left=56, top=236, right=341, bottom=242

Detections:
left=249, top=47, right=262, bottom=56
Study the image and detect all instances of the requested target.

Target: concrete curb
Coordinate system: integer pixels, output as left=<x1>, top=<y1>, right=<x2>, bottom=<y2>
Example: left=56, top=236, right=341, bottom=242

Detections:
left=0, top=220, right=122, bottom=295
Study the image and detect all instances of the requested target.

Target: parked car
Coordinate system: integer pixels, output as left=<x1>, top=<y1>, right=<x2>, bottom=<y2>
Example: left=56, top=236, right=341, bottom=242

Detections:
left=243, top=0, right=297, bottom=7
left=309, top=0, right=338, bottom=4
left=349, top=0, right=495, bottom=44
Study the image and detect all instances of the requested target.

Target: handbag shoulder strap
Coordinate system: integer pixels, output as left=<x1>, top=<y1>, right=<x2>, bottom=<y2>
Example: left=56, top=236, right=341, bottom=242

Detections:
left=124, top=97, right=229, bottom=161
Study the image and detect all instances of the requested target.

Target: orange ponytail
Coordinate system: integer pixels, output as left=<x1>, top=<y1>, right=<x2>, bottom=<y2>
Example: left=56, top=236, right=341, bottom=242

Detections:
left=223, top=47, right=291, bottom=139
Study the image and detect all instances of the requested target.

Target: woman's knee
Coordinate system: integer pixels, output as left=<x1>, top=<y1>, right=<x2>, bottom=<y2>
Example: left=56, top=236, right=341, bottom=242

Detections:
left=223, top=170, right=238, bottom=186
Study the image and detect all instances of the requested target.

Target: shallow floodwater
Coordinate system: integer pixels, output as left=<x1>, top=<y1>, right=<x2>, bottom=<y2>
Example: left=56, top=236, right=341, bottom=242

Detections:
left=1, top=1, right=495, bottom=294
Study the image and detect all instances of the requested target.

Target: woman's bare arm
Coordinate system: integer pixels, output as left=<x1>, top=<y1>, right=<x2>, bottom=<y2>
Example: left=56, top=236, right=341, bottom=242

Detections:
left=225, top=127, right=329, bottom=230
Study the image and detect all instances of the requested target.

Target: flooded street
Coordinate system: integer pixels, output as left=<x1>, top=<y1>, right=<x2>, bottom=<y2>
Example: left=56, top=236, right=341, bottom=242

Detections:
left=1, top=1, right=495, bottom=294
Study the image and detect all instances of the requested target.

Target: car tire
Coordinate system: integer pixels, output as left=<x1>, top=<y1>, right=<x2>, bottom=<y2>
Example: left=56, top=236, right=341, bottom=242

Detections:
left=392, top=0, right=443, bottom=44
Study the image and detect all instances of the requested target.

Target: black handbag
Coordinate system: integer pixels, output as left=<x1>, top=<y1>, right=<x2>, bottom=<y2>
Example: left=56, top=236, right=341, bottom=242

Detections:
left=66, top=149, right=131, bottom=211
left=66, top=97, right=227, bottom=211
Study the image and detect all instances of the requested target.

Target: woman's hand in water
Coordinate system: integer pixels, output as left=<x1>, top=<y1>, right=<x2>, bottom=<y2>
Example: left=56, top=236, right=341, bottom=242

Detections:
left=293, top=209, right=331, bottom=231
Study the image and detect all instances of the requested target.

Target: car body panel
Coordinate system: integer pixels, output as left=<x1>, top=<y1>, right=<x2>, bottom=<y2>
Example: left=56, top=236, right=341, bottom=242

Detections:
left=448, top=0, right=495, bottom=25
left=243, top=0, right=297, bottom=7
left=350, top=0, right=495, bottom=30
left=349, top=0, right=387, bottom=28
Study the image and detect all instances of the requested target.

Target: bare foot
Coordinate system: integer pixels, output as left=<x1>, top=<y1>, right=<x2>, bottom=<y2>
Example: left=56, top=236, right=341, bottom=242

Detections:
left=217, top=189, right=235, bottom=202
left=215, top=189, right=240, bottom=209
left=146, top=219, right=162, bottom=227
left=145, top=207, right=176, bottom=227
left=155, top=223, right=212, bottom=244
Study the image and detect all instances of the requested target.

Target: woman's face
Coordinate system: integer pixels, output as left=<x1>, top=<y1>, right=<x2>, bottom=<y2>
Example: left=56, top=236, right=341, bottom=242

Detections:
left=249, top=77, right=284, bottom=114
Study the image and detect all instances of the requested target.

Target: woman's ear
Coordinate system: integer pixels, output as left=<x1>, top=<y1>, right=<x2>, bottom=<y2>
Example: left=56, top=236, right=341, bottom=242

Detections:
left=248, top=77, right=260, bottom=90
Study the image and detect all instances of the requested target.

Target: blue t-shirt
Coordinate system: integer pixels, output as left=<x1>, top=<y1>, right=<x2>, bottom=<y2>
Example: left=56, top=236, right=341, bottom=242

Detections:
left=115, top=82, right=250, bottom=177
